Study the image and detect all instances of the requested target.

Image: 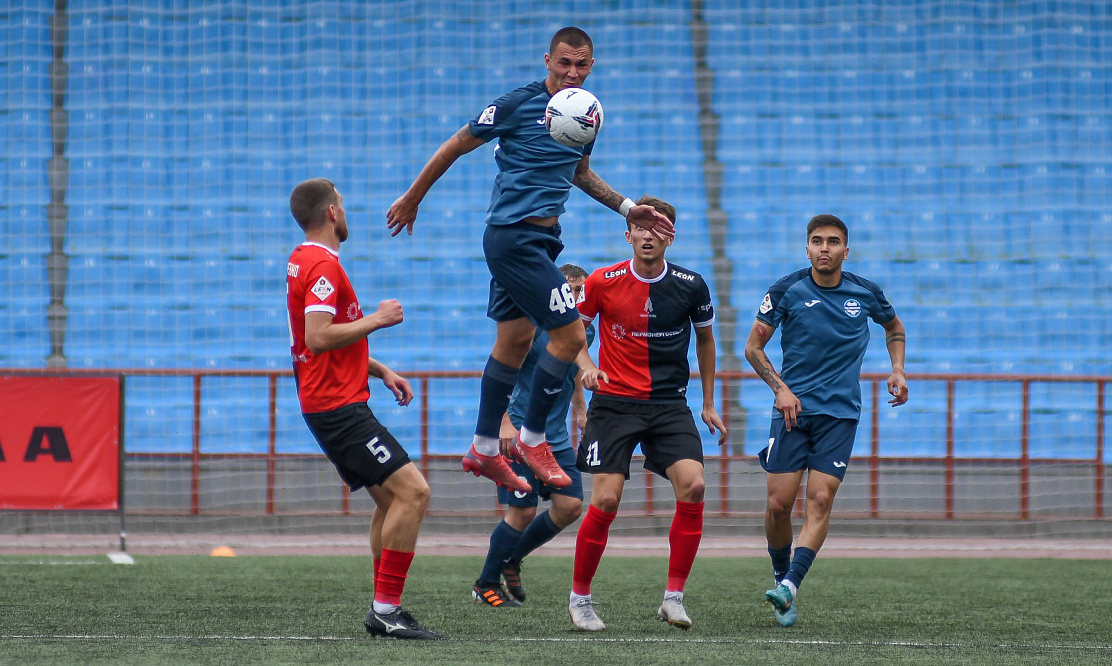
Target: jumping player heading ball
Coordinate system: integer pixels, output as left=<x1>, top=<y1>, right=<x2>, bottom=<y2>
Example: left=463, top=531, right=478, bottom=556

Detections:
left=387, top=27, right=673, bottom=494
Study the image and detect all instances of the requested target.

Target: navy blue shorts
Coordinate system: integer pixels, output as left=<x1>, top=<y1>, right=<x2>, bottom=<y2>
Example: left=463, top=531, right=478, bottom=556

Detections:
left=758, top=414, right=859, bottom=481
left=496, top=445, right=583, bottom=507
left=302, top=403, right=410, bottom=491
left=483, top=220, right=581, bottom=331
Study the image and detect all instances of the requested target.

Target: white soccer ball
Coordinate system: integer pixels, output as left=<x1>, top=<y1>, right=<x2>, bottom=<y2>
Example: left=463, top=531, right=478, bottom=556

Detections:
left=545, top=88, right=603, bottom=147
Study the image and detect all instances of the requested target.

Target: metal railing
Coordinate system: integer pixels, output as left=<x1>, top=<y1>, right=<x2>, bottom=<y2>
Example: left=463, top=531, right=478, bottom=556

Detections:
left=3, top=368, right=1107, bottom=520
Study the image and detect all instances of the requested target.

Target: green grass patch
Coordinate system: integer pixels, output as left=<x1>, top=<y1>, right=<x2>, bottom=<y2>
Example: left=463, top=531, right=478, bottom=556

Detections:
left=1, top=554, right=1109, bottom=664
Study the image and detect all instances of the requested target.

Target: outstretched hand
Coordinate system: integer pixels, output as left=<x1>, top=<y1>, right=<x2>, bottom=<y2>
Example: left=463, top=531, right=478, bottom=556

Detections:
left=626, top=204, right=675, bottom=241
left=386, top=195, right=418, bottom=237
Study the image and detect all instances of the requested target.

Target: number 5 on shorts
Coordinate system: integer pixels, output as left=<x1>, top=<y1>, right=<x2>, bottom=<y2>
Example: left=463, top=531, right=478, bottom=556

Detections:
left=549, top=283, right=576, bottom=314
left=366, top=436, right=391, bottom=463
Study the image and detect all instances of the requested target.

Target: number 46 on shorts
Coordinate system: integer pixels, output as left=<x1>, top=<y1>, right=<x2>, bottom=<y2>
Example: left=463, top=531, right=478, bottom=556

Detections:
left=549, top=283, right=577, bottom=314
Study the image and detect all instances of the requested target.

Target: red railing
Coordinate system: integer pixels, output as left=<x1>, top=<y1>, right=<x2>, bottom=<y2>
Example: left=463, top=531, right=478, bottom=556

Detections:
left=4, top=368, right=1108, bottom=520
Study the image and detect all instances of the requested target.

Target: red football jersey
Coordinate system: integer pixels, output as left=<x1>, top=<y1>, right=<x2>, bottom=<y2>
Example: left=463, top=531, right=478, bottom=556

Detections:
left=578, top=259, right=715, bottom=402
left=286, top=242, right=369, bottom=413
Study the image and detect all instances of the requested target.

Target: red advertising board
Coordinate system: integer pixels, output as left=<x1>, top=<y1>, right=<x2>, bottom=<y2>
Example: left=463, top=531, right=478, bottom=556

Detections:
left=0, top=376, right=120, bottom=510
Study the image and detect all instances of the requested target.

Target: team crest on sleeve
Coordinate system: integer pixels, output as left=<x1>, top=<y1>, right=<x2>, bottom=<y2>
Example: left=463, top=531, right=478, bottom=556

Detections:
left=311, top=276, right=335, bottom=301
left=477, top=105, right=497, bottom=125
left=759, top=293, right=773, bottom=314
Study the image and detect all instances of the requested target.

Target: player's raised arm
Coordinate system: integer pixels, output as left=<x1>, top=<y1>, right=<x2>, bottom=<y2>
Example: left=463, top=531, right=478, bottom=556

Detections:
left=387, top=125, right=485, bottom=236
left=571, top=155, right=675, bottom=240
left=743, top=317, right=801, bottom=430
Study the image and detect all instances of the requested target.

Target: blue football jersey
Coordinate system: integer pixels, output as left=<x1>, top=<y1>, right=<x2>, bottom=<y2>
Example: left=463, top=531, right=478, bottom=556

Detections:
left=468, top=81, right=595, bottom=226
left=755, top=268, right=896, bottom=420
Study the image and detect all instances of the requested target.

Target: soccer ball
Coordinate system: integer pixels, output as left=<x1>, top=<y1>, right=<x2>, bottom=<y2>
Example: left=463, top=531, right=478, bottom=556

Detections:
left=545, top=88, right=603, bottom=147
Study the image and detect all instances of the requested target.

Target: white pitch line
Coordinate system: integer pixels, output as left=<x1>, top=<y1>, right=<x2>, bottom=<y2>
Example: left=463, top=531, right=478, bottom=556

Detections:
left=0, top=560, right=104, bottom=566
left=2, top=635, right=1111, bottom=651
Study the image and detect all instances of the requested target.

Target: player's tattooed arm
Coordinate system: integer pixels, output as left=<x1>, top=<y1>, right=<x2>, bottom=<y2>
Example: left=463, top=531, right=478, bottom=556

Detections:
left=883, top=314, right=909, bottom=406
left=571, top=156, right=624, bottom=211
left=745, top=318, right=803, bottom=428
left=743, top=320, right=783, bottom=390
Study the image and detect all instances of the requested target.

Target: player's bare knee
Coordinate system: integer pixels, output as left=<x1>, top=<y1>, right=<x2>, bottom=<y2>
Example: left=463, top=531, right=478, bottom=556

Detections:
left=675, top=478, right=705, bottom=504
left=766, top=494, right=794, bottom=519
left=592, top=494, right=620, bottom=514
left=808, top=489, right=835, bottom=516
left=551, top=500, right=583, bottom=527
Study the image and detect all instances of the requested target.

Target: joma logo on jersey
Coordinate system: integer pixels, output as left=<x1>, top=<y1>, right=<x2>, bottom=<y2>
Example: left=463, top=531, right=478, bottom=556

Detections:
left=604, top=268, right=627, bottom=279
left=671, top=269, right=694, bottom=281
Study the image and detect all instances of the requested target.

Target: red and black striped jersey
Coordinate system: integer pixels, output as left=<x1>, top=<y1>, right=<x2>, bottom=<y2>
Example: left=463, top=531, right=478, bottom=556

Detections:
left=578, top=259, right=715, bottom=403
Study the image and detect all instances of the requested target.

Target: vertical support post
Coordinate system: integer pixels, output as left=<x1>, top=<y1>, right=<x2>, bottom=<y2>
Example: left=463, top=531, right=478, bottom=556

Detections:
left=870, top=380, right=880, bottom=518
left=191, top=374, right=202, bottom=515
left=1020, top=379, right=1031, bottom=520
left=118, top=374, right=127, bottom=553
left=266, top=373, right=277, bottom=515
left=719, top=376, right=730, bottom=517
left=420, top=376, right=430, bottom=480
left=945, top=379, right=955, bottom=519
left=1095, top=380, right=1105, bottom=519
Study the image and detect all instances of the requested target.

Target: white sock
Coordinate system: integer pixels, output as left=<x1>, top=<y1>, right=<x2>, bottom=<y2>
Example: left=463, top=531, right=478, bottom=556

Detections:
left=518, top=426, right=545, bottom=447
left=664, top=590, right=683, bottom=603
left=570, top=591, right=592, bottom=605
left=782, top=580, right=798, bottom=597
left=472, top=435, right=499, bottom=457
left=372, top=601, right=397, bottom=615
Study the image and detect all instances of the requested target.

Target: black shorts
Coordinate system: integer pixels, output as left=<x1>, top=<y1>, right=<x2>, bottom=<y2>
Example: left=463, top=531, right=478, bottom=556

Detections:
left=577, top=396, right=704, bottom=480
left=302, top=402, right=410, bottom=491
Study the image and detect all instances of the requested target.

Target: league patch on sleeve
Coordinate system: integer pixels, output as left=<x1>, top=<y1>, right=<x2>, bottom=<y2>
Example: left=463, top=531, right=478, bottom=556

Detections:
left=477, top=105, right=497, bottom=125
left=311, top=276, right=335, bottom=301
left=759, top=293, right=773, bottom=314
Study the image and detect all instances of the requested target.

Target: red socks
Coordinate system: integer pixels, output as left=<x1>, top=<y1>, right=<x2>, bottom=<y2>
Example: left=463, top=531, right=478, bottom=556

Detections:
left=666, top=500, right=704, bottom=592
left=572, top=504, right=617, bottom=595
left=374, top=548, right=414, bottom=606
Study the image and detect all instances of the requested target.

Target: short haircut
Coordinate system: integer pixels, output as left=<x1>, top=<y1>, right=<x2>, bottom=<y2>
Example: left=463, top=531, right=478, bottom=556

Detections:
left=630, top=194, right=677, bottom=229
left=289, top=178, right=338, bottom=231
left=560, top=263, right=588, bottom=281
left=549, top=26, right=593, bottom=56
left=807, top=213, right=848, bottom=244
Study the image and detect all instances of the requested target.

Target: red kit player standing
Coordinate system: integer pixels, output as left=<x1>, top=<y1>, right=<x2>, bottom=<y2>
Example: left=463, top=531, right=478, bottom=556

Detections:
left=568, top=195, right=728, bottom=632
left=286, top=178, right=441, bottom=640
